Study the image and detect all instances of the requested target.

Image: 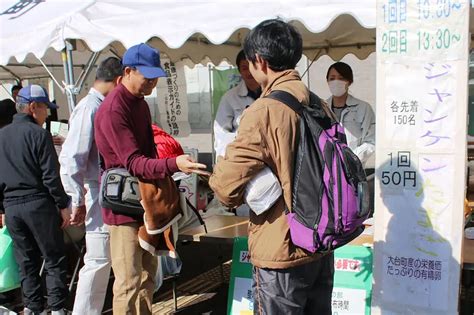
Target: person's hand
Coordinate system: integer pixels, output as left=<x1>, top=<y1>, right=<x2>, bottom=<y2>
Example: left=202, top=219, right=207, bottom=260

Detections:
left=59, top=208, right=71, bottom=229
left=52, top=135, right=65, bottom=146
left=70, top=205, right=86, bottom=226
left=0, top=214, right=4, bottom=227
left=176, top=155, right=211, bottom=176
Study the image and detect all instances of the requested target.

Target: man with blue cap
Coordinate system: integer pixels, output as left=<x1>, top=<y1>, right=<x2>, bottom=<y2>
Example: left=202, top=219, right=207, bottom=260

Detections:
left=0, top=84, right=71, bottom=315
left=95, top=43, right=208, bottom=313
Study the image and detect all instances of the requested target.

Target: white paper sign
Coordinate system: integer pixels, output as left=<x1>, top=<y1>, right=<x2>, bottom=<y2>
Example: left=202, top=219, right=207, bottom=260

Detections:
left=373, top=0, right=468, bottom=314
left=331, top=287, right=366, bottom=315
left=231, top=277, right=253, bottom=314
left=156, top=60, right=191, bottom=137
left=378, top=1, right=468, bottom=62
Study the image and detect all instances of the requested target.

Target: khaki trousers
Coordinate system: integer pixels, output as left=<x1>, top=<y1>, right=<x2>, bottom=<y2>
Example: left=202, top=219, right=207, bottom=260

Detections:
left=109, top=222, right=157, bottom=315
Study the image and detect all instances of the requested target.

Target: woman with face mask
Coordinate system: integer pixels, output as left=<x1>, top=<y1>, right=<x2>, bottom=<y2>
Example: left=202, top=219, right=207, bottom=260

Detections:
left=327, top=61, right=376, bottom=168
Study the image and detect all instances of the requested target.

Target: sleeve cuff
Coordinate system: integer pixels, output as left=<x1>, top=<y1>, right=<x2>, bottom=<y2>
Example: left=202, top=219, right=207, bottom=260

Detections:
left=58, top=195, right=72, bottom=210
left=166, top=157, right=179, bottom=175
left=72, top=200, right=85, bottom=208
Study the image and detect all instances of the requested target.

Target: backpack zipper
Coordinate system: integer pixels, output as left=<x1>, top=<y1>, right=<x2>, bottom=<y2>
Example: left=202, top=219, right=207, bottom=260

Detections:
left=334, top=141, right=344, bottom=234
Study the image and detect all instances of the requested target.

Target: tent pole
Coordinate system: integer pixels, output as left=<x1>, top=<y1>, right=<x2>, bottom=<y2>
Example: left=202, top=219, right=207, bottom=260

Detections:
left=0, top=66, right=21, bottom=81
left=65, top=40, right=75, bottom=89
left=37, top=57, right=65, bottom=93
left=62, top=40, right=76, bottom=114
left=75, top=51, right=101, bottom=93
left=0, top=84, right=12, bottom=98
left=209, top=64, right=216, bottom=166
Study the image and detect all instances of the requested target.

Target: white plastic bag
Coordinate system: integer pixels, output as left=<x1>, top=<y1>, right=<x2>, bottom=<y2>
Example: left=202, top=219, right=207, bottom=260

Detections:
left=245, top=167, right=282, bottom=215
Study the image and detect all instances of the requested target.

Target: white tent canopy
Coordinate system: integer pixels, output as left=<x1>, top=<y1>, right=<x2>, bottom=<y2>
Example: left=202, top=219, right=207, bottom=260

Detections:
left=0, top=0, right=377, bottom=80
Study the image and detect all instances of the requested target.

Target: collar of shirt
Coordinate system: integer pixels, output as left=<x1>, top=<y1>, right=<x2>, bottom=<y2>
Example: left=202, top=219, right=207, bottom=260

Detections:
left=345, top=94, right=361, bottom=107
left=236, top=80, right=261, bottom=100
left=116, top=83, right=143, bottom=106
left=12, top=113, right=36, bottom=124
left=247, top=87, right=261, bottom=100
left=89, top=87, right=105, bottom=103
left=327, top=94, right=360, bottom=108
left=236, top=80, right=249, bottom=98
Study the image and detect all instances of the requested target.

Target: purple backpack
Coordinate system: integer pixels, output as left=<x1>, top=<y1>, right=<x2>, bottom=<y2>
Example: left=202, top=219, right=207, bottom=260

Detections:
left=266, top=90, right=370, bottom=253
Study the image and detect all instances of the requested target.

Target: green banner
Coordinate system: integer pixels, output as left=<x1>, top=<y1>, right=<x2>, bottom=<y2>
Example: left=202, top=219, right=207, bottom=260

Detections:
left=332, top=245, right=373, bottom=315
left=227, top=237, right=253, bottom=315
left=227, top=238, right=373, bottom=315
left=212, top=68, right=240, bottom=118
left=0, top=227, right=20, bottom=293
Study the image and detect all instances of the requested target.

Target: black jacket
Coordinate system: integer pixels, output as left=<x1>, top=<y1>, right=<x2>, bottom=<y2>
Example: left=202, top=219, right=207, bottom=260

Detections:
left=0, top=113, right=70, bottom=210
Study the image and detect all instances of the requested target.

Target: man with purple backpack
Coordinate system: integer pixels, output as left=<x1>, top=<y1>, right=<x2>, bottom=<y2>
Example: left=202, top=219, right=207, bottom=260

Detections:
left=209, top=19, right=335, bottom=314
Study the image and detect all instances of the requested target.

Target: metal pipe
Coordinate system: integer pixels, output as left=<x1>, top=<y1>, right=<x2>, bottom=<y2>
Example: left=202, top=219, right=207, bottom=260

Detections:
left=61, top=48, right=76, bottom=114
left=75, top=51, right=100, bottom=93
left=38, top=57, right=65, bottom=93
left=0, top=66, right=21, bottom=81
left=65, top=40, right=75, bottom=89
left=208, top=64, right=216, bottom=165
left=61, top=40, right=79, bottom=113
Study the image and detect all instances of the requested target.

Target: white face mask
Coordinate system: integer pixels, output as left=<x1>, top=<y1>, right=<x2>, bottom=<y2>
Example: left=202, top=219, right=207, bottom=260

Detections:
left=328, top=80, right=348, bottom=97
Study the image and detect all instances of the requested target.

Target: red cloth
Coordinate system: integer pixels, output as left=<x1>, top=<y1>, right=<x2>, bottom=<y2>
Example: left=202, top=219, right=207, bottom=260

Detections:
left=152, top=124, right=184, bottom=158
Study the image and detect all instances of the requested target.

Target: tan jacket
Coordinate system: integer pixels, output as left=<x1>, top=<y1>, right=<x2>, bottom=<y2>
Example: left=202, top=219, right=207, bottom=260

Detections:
left=209, top=70, right=323, bottom=269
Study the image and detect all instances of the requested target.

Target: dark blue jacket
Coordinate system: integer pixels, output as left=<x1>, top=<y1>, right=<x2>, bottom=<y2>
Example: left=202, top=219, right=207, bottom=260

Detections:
left=0, top=113, right=70, bottom=210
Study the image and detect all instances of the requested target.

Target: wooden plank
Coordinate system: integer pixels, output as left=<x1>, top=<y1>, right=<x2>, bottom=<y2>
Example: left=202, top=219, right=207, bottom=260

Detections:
left=348, top=233, right=373, bottom=247
left=199, top=223, right=248, bottom=244
left=179, top=215, right=248, bottom=242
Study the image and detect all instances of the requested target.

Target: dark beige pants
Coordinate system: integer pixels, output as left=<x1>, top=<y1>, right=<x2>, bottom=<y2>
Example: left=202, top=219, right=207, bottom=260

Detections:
left=109, top=222, right=157, bottom=315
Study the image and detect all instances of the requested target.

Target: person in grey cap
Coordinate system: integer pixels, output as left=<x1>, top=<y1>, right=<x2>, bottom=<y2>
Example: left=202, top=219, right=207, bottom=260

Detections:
left=0, top=84, right=71, bottom=315
left=95, top=43, right=208, bottom=313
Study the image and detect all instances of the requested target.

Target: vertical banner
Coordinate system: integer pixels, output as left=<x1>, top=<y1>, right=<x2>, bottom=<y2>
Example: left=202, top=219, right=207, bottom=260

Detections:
left=212, top=68, right=240, bottom=117
left=373, top=1, right=469, bottom=314
left=156, top=60, right=191, bottom=137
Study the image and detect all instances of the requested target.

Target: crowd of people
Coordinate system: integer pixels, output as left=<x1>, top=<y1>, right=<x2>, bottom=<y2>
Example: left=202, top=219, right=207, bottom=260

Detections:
left=0, top=18, right=375, bottom=315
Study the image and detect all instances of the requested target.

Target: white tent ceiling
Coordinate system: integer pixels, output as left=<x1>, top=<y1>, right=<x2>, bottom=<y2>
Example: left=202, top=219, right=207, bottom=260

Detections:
left=2, top=0, right=472, bottom=82
left=0, top=0, right=377, bottom=81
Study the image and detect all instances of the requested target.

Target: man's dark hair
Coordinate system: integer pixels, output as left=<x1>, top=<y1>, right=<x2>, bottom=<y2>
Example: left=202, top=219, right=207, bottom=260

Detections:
left=96, top=57, right=122, bottom=82
left=243, top=19, right=302, bottom=71
left=11, top=85, right=21, bottom=94
left=326, top=62, right=354, bottom=83
left=0, top=99, right=17, bottom=128
left=235, top=50, right=246, bottom=71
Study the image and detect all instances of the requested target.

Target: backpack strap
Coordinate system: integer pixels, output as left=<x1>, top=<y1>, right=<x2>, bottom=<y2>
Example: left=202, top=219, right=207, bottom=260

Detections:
left=266, top=90, right=337, bottom=122
left=265, top=90, right=303, bottom=115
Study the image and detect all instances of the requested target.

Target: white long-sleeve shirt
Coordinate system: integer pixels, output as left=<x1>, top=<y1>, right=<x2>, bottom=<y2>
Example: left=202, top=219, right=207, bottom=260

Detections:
left=59, top=88, right=104, bottom=207
left=213, top=80, right=257, bottom=158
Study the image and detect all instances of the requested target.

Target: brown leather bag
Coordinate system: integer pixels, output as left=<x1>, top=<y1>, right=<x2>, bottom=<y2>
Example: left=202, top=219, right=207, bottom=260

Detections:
left=138, top=176, right=182, bottom=234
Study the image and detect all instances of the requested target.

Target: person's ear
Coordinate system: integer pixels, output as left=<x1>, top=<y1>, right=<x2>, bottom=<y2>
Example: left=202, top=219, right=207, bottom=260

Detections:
left=123, top=67, right=133, bottom=80
left=255, top=54, right=268, bottom=73
left=29, top=101, right=37, bottom=111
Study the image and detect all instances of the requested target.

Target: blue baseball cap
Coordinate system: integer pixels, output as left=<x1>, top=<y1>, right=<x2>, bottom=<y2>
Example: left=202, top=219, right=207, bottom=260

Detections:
left=122, top=43, right=166, bottom=79
left=17, top=85, right=57, bottom=109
